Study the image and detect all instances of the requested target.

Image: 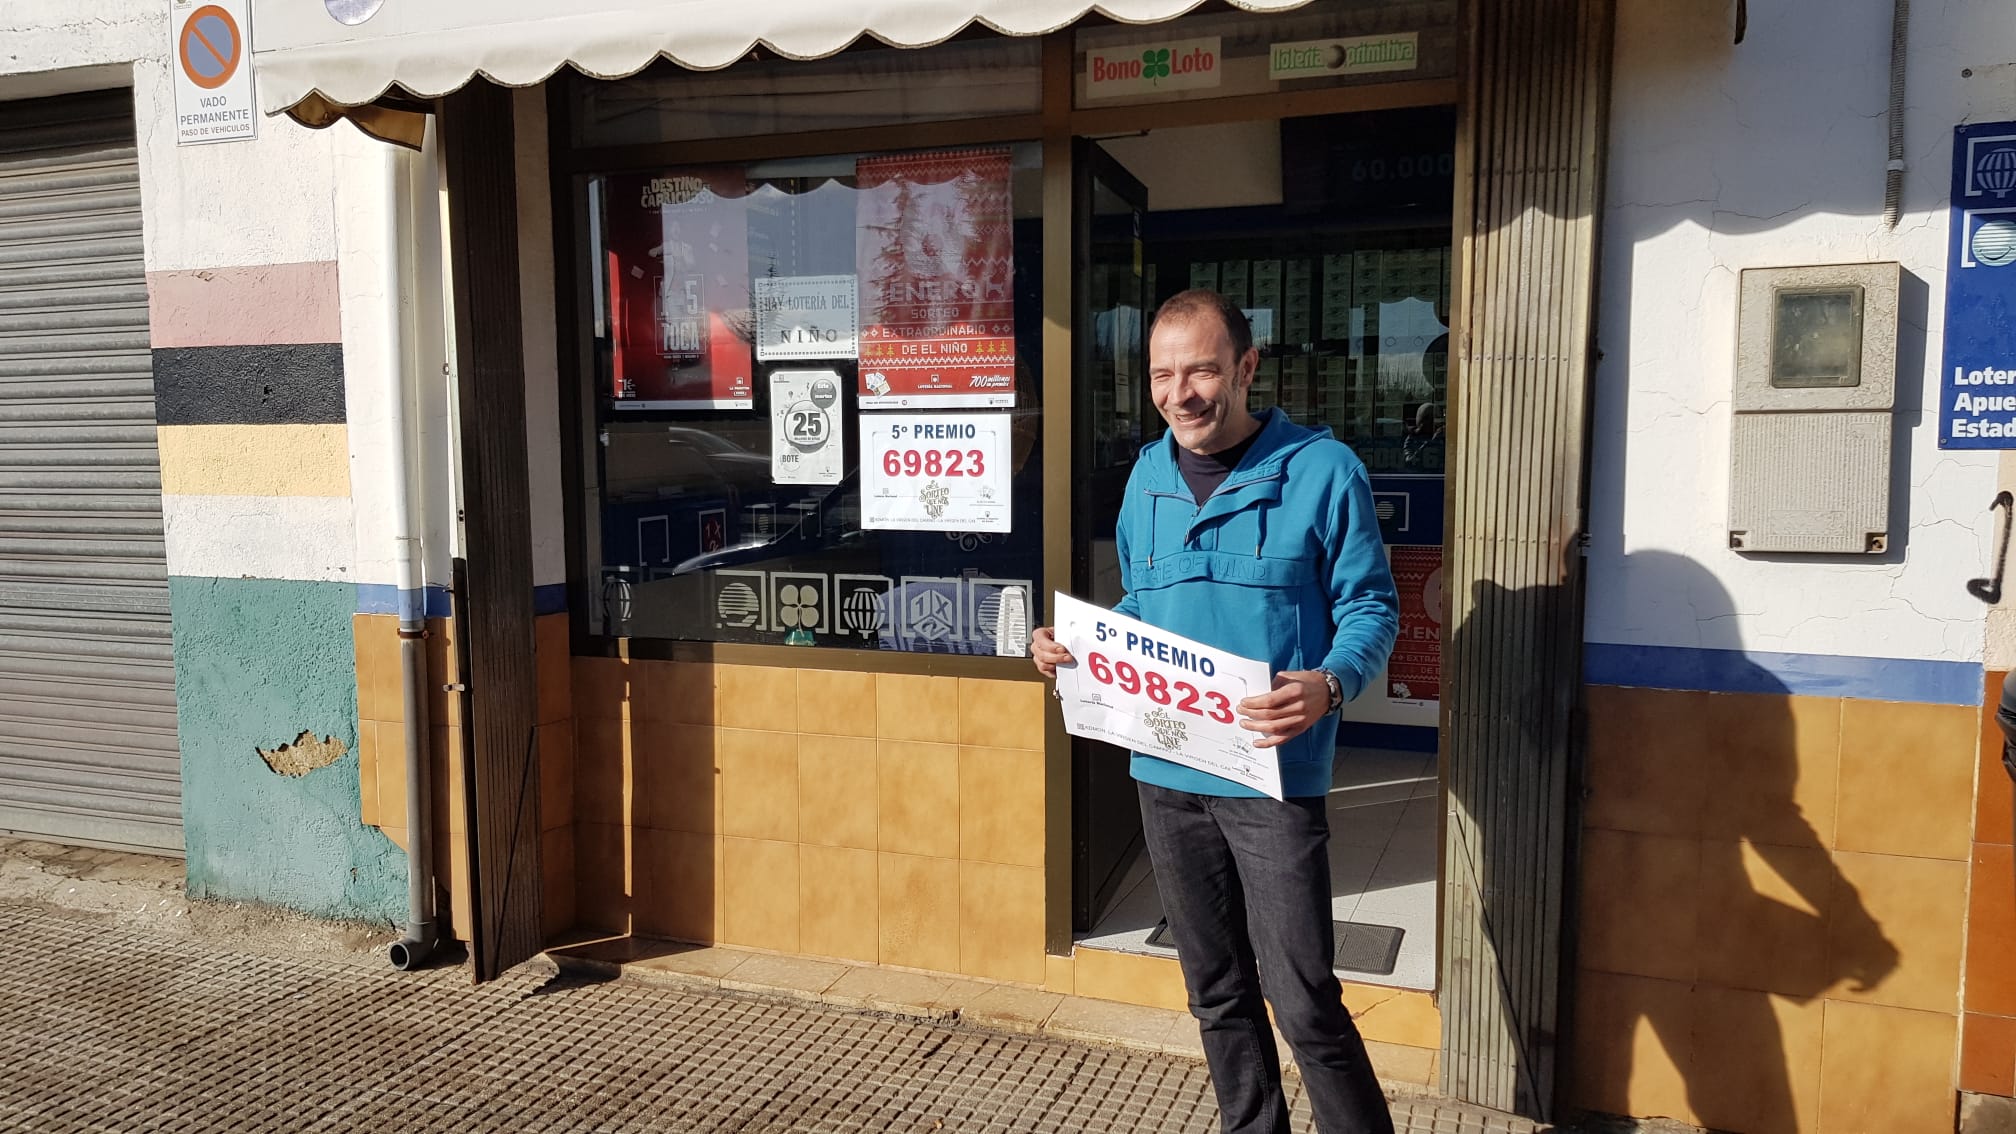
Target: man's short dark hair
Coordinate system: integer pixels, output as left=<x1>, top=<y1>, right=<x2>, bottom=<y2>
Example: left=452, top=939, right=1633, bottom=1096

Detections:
left=1151, top=289, right=1253, bottom=359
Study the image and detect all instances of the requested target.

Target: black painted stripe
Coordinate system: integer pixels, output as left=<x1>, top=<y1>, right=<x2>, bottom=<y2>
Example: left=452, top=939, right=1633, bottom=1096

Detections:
left=151, top=344, right=346, bottom=426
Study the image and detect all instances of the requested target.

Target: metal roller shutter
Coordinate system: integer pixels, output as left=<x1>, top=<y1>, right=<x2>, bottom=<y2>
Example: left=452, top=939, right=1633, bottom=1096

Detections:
left=0, top=90, right=181, bottom=853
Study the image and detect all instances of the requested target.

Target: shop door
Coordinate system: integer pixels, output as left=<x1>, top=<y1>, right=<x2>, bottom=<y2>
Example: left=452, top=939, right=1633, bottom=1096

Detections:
left=1070, top=142, right=1151, bottom=931
left=0, top=90, right=182, bottom=853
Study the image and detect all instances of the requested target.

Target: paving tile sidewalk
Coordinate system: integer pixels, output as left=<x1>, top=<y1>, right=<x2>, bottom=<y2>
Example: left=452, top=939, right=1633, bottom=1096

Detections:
left=0, top=839, right=1567, bottom=1133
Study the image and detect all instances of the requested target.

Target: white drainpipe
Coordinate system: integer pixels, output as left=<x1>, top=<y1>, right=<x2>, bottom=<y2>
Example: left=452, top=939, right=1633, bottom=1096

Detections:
left=382, top=129, right=439, bottom=971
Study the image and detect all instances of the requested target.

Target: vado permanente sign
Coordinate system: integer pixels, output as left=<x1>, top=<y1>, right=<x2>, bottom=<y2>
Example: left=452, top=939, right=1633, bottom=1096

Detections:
left=170, top=0, right=256, bottom=145
left=1084, top=37, right=1222, bottom=100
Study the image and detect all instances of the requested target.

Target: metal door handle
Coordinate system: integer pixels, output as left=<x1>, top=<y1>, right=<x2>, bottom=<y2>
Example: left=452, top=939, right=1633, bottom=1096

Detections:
left=1969, top=491, right=2014, bottom=604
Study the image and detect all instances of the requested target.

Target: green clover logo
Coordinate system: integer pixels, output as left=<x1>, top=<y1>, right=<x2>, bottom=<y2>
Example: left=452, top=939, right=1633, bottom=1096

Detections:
left=1141, top=48, right=1171, bottom=81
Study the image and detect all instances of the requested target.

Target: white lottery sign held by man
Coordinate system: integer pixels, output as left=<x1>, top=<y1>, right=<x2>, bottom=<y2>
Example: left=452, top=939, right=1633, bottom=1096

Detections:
left=1030, top=290, right=1399, bottom=1134
left=1051, top=592, right=1280, bottom=799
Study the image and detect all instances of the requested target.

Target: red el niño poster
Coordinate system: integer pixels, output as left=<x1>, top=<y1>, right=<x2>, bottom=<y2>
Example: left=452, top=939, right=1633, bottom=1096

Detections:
left=856, top=148, right=1016, bottom=408
left=605, top=169, right=754, bottom=410
left=1387, top=545, right=1442, bottom=703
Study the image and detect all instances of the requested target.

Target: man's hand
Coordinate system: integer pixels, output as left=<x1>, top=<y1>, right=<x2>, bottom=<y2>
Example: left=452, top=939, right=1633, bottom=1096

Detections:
left=1030, top=626, right=1075, bottom=678
left=1238, top=670, right=1331, bottom=749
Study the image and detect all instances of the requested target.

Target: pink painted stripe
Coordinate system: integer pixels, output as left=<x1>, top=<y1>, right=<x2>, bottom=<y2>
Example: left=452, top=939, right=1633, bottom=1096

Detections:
left=147, top=262, right=342, bottom=348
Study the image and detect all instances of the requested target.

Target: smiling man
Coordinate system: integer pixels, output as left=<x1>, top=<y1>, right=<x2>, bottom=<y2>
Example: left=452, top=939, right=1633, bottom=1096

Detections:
left=1032, top=289, right=1400, bottom=1134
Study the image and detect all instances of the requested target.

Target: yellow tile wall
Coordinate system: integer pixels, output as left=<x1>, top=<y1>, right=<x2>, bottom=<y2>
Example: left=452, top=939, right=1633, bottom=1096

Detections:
left=1573, top=685, right=1974, bottom=1134
left=568, top=660, right=1053, bottom=987
left=354, top=611, right=577, bottom=946
left=1964, top=671, right=2016, bottom=1100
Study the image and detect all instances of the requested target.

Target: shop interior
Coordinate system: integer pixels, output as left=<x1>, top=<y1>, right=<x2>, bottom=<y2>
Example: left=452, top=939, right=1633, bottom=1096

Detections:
left=1071, top=105, right=1453, bottom=991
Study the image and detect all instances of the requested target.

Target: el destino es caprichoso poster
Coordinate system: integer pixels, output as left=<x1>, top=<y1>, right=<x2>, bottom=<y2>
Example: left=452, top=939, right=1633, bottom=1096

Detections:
left=855, top=148, right=1017, bottom=409
left=605, top=169, right=755, bottom=410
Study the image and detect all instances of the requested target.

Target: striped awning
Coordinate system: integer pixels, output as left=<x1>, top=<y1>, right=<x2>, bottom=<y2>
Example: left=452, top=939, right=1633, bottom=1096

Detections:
left=253, top=0, right=1313, bottom=124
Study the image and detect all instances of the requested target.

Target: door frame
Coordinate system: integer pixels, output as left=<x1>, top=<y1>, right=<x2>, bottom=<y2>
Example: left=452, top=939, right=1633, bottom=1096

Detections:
left=1067, top=138, right=1151, bottom=934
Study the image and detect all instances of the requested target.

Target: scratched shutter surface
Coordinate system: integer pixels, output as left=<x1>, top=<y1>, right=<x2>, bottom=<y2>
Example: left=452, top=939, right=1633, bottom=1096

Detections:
left=0, top=90, right=181, bottom=853
left=1440, top=0, right=1610, bottom=1119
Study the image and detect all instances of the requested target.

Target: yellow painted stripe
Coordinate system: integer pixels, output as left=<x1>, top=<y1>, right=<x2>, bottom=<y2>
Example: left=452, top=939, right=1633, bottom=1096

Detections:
left=157, top=423, right=352, bottom=497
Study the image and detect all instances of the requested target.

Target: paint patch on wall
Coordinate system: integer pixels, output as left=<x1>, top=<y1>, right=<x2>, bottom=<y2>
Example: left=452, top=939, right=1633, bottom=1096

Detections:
left=152, top=343, right=348, bottom=425
left=257, top=730, right=348, bottom=777
left=171, top=575, right=405, bottom=922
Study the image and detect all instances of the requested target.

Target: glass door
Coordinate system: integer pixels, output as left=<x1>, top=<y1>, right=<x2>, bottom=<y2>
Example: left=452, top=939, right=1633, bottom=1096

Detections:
left=1070, top=141, right=1152, bottom=932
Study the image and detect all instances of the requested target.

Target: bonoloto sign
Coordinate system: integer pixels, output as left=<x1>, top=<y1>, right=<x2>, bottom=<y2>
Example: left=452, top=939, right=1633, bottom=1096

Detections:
left=1083, top=37, right=1223, bottom=100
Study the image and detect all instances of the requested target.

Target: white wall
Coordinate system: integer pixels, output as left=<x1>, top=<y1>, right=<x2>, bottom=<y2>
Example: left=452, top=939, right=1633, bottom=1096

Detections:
left=1, top=0, right=338, bottom=276
left=1586, top=0, right=2008, bottom=666
left=3, top=4, right=470, bottom=597
left=6, top=3, right=378, bottom=591
left=0, top=1, right=155, bottom=88
left=135, top=60, right=341, bottom=275
left=337, top=127, right=460, bottom=599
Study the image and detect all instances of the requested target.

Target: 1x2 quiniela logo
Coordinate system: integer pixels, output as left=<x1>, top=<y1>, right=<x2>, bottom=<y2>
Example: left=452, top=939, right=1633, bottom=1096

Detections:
left=1268, top=32, right=1421, bottom=80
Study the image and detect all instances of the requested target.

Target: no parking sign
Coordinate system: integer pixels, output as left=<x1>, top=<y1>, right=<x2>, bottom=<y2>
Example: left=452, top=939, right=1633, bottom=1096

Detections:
left=171, top=0, right=256, bottom=145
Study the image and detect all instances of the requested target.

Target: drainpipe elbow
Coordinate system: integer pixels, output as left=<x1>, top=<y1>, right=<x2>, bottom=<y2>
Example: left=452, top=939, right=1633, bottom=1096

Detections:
left=389, top=922, right=440, bottom=971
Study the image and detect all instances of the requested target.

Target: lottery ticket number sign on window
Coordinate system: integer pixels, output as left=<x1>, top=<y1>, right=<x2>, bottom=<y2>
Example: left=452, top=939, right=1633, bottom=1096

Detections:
left=861, top=413, right=1012, bottom=533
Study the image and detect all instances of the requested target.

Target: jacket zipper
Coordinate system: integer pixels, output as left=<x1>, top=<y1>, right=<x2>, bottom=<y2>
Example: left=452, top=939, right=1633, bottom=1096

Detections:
left=1144, top=469, right=1284, bottom=563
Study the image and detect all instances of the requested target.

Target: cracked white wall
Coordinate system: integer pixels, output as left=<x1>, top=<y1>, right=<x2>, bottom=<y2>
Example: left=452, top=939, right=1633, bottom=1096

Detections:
left=0, top=0, right=348, bottom=275
left=0, top=1, right=154, bottom=97
left=1586, top=0, right=2007, bottom=668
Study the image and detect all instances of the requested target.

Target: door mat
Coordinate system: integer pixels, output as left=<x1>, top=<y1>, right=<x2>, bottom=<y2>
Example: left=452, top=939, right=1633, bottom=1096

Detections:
left=1145, top=919, right=1405, bottom=977
left=1333, top=920, right=1405, bottom=976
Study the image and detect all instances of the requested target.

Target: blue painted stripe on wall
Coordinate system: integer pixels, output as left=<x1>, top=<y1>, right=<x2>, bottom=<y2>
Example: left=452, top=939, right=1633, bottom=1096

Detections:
left=354, top=584, right=567, bottom=619
left=1583, top=642, right=1983, bottom=707
left=356, top=584, right=453, bottom=620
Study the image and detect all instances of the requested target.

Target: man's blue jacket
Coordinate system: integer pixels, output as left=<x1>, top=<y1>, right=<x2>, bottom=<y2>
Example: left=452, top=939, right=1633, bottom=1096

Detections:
left=1112, top=407, right=1400, bottom=799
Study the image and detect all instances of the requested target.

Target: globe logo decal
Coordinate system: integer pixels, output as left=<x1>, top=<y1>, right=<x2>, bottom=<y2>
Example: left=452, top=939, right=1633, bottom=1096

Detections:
left=1973, top=218, right=2016, bottom=267
left=1981, top=146, right=2016, bottom=198
left=841, top=586, right=887, bottom=637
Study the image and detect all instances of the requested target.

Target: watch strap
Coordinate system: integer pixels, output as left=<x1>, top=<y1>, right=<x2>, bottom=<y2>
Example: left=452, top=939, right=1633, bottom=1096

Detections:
left=1322, top=670, right=1344, bottom=714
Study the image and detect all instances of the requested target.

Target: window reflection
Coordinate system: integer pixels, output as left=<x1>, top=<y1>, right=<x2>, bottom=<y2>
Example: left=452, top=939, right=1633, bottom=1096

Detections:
left=583, top=144, right=1045, bottom=656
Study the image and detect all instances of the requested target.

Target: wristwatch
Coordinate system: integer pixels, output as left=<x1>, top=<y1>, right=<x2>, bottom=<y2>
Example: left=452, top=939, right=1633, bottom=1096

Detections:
left=1320, top=670, right=1345, bottom=715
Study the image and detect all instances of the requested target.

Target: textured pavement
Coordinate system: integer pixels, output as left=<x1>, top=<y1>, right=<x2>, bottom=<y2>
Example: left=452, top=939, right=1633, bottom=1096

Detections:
left=0, top=898, right=1550, bottom=1132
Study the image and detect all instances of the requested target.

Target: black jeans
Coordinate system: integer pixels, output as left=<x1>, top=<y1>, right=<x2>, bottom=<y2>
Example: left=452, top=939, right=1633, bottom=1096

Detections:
left=1138, top=782, right=1394, bottom=1134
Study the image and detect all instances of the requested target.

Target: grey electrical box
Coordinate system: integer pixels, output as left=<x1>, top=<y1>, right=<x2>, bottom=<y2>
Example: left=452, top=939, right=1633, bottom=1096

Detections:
left=1728, top=262, right=1900, bottom=554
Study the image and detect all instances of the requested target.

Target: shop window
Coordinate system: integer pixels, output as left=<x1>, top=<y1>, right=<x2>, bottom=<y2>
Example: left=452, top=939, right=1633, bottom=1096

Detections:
left=573, top=39, right=1041, bottom=148
left=1154, top=243, right=1451, bottom=476
left=1129, top=110, right=1455, bottom=477
left=579, top=143, right=1044, bottom=656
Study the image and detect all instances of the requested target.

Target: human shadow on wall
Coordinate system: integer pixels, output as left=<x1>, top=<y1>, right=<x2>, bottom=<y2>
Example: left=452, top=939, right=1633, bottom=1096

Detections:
left=1440, top=570, right=1582, bottom=1117
left=1550, top=551, right=1898, bottom=1133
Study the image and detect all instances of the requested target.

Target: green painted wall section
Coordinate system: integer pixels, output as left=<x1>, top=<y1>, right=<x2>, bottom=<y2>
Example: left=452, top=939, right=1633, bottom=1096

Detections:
left=169, top=576, right=405, bottom=922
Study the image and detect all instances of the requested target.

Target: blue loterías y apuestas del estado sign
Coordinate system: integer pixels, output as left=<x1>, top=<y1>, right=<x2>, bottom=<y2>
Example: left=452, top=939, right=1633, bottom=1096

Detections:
left=1943, top=121, right=2016, bottom=448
